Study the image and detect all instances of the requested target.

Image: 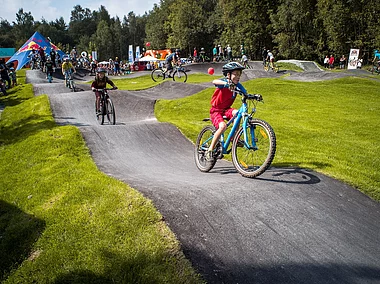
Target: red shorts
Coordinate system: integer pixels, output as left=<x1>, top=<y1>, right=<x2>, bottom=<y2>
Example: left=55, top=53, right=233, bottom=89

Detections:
left=210, top=107, right=235, bottom=129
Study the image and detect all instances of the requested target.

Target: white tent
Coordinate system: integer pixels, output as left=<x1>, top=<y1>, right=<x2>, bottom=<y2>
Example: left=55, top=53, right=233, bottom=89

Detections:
left=138, top=55, right=159, bottom=62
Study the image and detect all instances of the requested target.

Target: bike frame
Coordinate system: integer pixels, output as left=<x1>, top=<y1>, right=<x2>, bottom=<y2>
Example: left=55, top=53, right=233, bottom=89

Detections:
left=203, top=91, right=258, bottom=155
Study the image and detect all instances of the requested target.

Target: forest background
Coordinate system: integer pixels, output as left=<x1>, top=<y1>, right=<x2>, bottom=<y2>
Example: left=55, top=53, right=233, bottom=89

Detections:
left=0, top=0, right=379, bottom=65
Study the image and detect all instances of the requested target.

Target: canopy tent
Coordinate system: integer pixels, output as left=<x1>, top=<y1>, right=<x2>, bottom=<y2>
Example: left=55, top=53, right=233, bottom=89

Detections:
left=138, top=55, right=160, bottom=62
left=6, top=31, right=65, bottom=70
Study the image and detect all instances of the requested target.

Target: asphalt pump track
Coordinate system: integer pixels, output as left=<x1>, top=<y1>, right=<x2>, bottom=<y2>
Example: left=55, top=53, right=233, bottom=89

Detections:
left=27, top=63, right=380, bottom=284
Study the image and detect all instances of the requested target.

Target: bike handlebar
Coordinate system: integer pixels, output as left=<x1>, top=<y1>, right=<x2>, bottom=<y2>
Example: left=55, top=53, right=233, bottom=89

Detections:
left=93, top=87, right=118, bottom=92
left=233, top=87, right=263, bottom=102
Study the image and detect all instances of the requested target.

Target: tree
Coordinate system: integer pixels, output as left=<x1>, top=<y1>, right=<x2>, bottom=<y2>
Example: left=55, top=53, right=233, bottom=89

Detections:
left=271, top=0, right=319, bottom=60
left=12, top=9, right=35, bottom=48
left=0, top=20, right=15, bottom=47
left=94, top=20, right=113, bottom=60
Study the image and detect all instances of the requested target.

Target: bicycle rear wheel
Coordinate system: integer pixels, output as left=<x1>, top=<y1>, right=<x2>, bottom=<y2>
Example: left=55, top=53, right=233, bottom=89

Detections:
left=273, top=66, right=280, bottom=73
left=172, top=70, right=187, bottom=83
left=105, top=97, right=116, bottom=125
left=194, top=125, right=217, bottom=172
left=232, top=119, right=276, bottom=178
left=151, top=69, right=165, bottom=82
left=264, top=65, right=269, bottom=72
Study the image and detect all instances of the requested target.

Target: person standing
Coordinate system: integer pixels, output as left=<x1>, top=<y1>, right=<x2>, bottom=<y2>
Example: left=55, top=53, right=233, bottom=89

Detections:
left=226, top=45, right=232, bottom=61
left=329, top=54, right=335, bottom=70
left=324, top=55, right=329, bottom=68
left=262, top=47, right=268, bottom=66
left=339, top=55, right=346, bottom=69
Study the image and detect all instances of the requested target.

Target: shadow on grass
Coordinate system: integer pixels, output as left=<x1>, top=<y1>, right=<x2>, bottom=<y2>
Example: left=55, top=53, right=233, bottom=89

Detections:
left=0, top=114, right=56, bottom=145
left=0, top=85, right=33, bottom=107
left=0, top=200, right=45, bottom=282
left=53, top=249, right=187, bottom=284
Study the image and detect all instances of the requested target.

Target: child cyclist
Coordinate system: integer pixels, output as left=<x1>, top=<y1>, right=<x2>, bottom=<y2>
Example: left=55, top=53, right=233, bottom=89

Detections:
left=206, top=62, right=247, bottom=162
left=91, top=68, right=118, bottom=114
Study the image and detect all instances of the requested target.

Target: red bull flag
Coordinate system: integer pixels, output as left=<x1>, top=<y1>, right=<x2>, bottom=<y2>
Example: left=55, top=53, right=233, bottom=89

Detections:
left=7, top=31, right=65, bottom=70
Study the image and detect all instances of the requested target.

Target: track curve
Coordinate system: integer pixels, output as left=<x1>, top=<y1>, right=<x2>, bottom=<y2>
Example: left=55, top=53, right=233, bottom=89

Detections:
left=28, top=65, right=380, bottom=284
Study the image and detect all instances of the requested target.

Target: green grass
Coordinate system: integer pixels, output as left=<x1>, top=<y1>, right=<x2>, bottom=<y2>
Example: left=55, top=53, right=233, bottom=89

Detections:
left=155, top=76, right=380, bottom=201
left=0, top=71, right=203, bottom=283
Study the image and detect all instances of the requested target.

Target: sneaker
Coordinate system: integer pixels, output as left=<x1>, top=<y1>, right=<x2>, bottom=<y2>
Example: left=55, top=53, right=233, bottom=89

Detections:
left=205, top=150, right=215, bottom=162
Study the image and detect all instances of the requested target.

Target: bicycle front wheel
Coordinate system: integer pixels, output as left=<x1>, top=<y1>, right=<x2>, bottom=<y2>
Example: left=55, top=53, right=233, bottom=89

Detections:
left=70, top=80, right=76, bottom=92
left=172, top=70, right=187, bottom=83
left=97, top=101, right=105, bottom=125
left=105, top=97, right=116, bottom=125
left=232, top=119, right=276, bottom=178
left=151, top=69, right=165, bottom=82
left=194, top=125, right=217, bottom=172
left=264, top=65, right=269, bottom=72
left=273, top=66, right=280, bottom=73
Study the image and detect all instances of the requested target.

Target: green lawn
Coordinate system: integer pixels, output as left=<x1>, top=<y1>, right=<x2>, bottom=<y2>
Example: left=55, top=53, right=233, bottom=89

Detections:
left=155, top=76, right=380, bottom=201
left=0, top=70, right=203, bottom=284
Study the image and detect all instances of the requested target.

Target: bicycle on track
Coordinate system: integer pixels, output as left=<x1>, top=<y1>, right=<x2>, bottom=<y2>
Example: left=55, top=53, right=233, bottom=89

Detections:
left=151, top=64, right=188, bottom=83
left=194, top=88, right=276, bottom=178
left=64, top=70, right=76, bottom=92
left=95, top=87, right=117, bottom=125
left=264, top=61, right=280, bottom=73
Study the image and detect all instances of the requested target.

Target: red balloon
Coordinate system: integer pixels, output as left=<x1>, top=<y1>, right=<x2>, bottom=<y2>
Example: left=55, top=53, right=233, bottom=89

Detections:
left=208, top=67, right=215, bottom=75
left=146, top=42, right=151, bottom=47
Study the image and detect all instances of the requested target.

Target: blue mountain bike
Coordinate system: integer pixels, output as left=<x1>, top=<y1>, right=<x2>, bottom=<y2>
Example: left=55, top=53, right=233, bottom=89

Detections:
left=194, top=88, right=276, bottom=178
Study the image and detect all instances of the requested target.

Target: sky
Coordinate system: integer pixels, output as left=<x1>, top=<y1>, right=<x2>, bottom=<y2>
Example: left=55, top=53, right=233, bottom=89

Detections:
left=0, top=0, right=160, bottom=24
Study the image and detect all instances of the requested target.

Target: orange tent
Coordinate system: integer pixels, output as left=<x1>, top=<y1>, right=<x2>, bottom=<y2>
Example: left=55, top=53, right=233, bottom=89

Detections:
left=144, top=49, right=172, bottom=60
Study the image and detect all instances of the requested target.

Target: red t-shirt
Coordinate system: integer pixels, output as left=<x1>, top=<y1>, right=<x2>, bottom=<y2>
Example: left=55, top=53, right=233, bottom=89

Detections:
left=210, top=81, right=246, bottom=111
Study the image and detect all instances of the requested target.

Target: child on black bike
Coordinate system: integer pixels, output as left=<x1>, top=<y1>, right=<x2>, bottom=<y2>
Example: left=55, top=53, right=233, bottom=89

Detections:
left=91, top=68, right=117, bottom=114
left=206, top=62, right=247, bottom=162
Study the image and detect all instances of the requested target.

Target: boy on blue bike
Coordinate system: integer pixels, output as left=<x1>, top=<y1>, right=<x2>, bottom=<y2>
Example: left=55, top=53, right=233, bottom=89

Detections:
left=206, top=62, right=247, bottom=162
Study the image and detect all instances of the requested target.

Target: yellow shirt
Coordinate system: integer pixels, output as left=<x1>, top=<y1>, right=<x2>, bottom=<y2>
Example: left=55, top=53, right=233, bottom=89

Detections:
left=62, top=62, right=74, bottom=71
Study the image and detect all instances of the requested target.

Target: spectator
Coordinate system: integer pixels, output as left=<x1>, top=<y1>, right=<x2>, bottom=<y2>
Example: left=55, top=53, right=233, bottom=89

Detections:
left=329, top=54, right=335, bottom=70
left=227, top=44, right=232, bottom=61
left=193, top=47, right=198, bottom=62
left=213, top=45, right=218, bottom=62
left=324, top=55, right=329, bottom=68
left=0, top=59, right=11, bottom=88
left=114, top=57, right=121, bottom=75
left=262, top=47, right=268, bottom=66
left=357, top=58, right=363, bottom=69
left=339, top=55, right=346, bottom=69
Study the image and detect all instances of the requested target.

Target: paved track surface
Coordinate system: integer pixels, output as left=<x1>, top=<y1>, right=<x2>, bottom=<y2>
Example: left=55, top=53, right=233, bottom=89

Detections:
left=29, top=63, right=380, bottom=284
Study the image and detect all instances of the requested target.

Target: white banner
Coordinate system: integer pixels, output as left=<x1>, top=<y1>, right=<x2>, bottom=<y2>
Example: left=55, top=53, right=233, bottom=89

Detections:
left=128, top=45, right=133, bottom=63
left=91, top=51, right=97, bottom=61
left=348, top=49, right=360, bottom=70
left=135, top=46, right=140, bottom=61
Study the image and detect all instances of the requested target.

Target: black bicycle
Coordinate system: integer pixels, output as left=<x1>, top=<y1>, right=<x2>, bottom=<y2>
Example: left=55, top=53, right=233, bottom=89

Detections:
left=95, top=87, right=117, bottom=125
left=151, top=64, right=188, bottom=83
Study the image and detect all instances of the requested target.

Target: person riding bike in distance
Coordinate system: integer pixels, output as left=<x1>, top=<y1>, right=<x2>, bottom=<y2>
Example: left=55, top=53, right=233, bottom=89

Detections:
left=206, top=62, right=247, bottom=162
left=266, top=50, right=275, bottom=69
left=165, top=49, right=180, bottom=77
left=61, top=58, right=76, bottom=86
left=45, top=57, right=54, bottom=81
left=91, top=68, right=118, bottom=114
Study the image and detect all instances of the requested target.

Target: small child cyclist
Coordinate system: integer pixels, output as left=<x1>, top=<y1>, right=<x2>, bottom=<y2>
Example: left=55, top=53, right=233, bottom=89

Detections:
left=206, top=62, right=247, bottom=162
left=91, top=68, right=117, bottom=114
left=9, top=67, right=17, bottom=87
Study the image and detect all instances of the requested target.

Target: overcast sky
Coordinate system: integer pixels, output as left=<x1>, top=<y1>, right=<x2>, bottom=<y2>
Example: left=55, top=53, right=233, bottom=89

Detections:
left=0, top=0, right=160, bottom=23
